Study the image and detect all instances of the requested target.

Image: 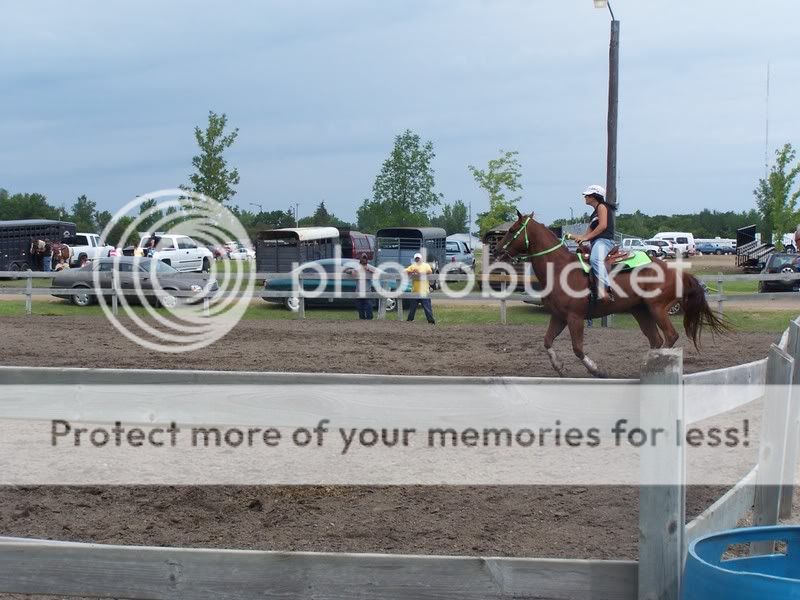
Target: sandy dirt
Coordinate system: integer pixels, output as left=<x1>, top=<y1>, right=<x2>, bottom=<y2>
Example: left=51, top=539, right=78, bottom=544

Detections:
left=0, top=314, right=785, bottom=599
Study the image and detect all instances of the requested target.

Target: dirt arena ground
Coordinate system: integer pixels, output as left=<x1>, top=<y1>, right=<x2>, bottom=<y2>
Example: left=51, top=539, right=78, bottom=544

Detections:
left=0, top=315, right=787, bottom=599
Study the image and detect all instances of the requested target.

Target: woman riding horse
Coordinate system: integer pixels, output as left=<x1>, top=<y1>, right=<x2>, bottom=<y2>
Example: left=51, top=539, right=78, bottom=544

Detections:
left=493, top=205, right=726, bottom=378
left=571, top=184, right=615, bottom=302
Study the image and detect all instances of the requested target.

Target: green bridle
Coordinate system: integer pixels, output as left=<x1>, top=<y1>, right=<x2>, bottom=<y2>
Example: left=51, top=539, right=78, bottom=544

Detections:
left=500, top=217, right=566, bottom=261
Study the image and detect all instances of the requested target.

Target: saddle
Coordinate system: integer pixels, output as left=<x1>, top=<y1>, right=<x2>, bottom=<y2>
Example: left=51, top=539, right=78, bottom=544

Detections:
left=575, top=247, right=651, bottom=275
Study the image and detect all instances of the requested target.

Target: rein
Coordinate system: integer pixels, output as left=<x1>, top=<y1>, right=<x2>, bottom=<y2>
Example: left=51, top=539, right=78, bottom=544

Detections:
left=501, top=217, right=566, bottom=261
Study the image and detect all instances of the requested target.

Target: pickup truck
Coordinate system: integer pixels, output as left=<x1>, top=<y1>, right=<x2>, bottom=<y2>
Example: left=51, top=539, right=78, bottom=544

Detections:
left=445, top=240, right=476, bottom=271
left=621, top=238, right=662, bottom=258
left=137, top=233, right=213, bottom=272
left=68, top=233, right=114, bottom=266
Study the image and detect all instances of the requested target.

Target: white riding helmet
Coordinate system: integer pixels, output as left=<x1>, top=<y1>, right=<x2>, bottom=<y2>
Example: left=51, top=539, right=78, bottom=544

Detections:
left=582, top=184, right=606, bottom=199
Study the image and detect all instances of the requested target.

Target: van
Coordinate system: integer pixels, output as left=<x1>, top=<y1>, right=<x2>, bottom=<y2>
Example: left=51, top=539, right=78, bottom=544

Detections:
left=652, top=232, right=696, bottom=257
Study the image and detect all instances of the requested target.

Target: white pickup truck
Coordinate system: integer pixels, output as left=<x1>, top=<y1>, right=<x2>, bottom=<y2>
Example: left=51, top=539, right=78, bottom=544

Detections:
left=68, top=233, right=114, bottom=266
left=137, top=233, right=213, bottom=272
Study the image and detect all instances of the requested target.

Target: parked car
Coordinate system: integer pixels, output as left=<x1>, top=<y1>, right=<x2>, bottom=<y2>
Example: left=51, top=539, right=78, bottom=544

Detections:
left=621, top=238, right=662, bottom=258
left=263, top=258, right=407, bottom=312
left=228, top=245, right=256, bottom=261
left=695, top=241, right=735, bottom=255
left=68, top=232, right=114, bottom=267
left=644, top=239, right=676, bottom=258
left=445, top=239, right=476, bottom=271
left=51, top=257, right=218, bottom=308
left=652, top=232, right=696, bottom=257
left=758, top=253, right=800, bottom=293
left=136, top=233, right=214, bottom=272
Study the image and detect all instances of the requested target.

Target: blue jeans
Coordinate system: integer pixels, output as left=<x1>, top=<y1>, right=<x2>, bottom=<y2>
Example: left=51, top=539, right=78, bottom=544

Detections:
left=42, top=256, right=52, bottom=272
left=407, top=299, right=435, bottom=323
left=590, top=238, right=614, bottom=288
left=355, top=298, right=373, bottom=320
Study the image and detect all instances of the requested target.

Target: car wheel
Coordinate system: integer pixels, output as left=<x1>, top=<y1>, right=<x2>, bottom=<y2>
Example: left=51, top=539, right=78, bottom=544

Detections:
left=384, top=298, right=396, bottom=312
left=285, top=296, right=301, bottom=312
left=714, top=250, right=722, bottom=255
left=71, top=286, right=93, bottom=307
left=157, top=289, right=179, bottom=309
left=668, top=302, right=681, bottom=316
left=646, top=250, right=656, bottom=258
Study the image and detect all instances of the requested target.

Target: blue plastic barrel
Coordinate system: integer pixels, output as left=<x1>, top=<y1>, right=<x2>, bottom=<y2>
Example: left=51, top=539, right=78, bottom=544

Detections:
left=683, top=526, right=800, bottom=599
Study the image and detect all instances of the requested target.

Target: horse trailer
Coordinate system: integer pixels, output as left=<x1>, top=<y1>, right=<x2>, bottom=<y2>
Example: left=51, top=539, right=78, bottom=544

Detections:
left=0, top=219, right=77, bottom=272
left=374, top=227, right=447, bottom=271
left=255, top=227, right=340, bottom=273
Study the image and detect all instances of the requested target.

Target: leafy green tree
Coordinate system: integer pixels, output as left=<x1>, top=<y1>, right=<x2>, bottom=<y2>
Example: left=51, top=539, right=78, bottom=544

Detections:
left=754, top=143, right=800, bottom=243
left=96, top=210, right=113, bottom=231
left=0, top=189, right=60, bottom=221
left=297, top=200, right=352, bottom=228
left=136, top=198, right=164, bottom=234
left=431, top=200, right=469, bottom=235
left=69, top=194, right=98, bottom=231
left=187, top=111, right=240, bottom=203
left=470, top=150, right=523, bottom=235
left=357, top=130, right=441, bottom=231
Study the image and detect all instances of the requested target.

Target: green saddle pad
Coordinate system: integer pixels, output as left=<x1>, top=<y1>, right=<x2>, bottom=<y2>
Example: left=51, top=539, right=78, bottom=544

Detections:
left=577, top=250, right=652, bottom=274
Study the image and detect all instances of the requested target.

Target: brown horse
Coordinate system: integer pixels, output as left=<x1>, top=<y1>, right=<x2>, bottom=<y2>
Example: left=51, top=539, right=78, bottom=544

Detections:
left=493, top=211, right=727, bottom=377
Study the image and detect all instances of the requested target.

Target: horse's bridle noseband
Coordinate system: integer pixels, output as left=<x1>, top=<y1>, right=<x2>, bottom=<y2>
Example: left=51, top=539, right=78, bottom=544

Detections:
left=499, top=217, right=565, bottom=262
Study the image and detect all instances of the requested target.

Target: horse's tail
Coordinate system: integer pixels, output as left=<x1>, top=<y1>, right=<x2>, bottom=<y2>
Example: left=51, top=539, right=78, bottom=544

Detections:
left=681, top=272, right=729, bottom=349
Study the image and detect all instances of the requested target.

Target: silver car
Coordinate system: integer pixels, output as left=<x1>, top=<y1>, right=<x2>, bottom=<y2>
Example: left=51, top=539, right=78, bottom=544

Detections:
left=446, top=240, right=476, bottom=271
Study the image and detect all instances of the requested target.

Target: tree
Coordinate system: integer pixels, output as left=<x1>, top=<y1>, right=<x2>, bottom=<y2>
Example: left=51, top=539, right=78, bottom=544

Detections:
left=0, top=189, right=60, bottom=221
left=187, top=111, right=240, bottom=203
left=69, top=194, right=98, bottom=231
left=136, top=198, right=164, bottom=234
left=431, top=200, right=469, bottom=235
left=754, top=143, right=800, bottom=244
left=470, top=150, right=523, bottom=235
left=357, top=130, right=441, bottom=231
left=297, top=200, right=353, bottom=228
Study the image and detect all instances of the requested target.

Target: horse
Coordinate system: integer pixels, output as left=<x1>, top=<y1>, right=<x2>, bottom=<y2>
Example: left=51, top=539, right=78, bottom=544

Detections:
left=493, top=211, right=727, bottom=378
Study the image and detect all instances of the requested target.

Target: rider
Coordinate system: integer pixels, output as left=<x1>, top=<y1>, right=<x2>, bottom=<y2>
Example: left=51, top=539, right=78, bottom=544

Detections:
left=573, top=184, right=616, bottom=301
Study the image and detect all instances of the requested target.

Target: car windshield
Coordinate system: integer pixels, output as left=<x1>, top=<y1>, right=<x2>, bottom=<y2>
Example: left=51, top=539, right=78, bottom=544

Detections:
left=446, top=242, right=460, bottom=252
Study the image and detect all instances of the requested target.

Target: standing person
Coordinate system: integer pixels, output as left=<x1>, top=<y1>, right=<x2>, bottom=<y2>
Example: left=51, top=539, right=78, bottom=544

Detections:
left=347, top=253, right=375, bottom=320
left=405, top=252, right=435, bottom=324
left=794, top=225, right=800, bottom=254
left=572, top=184, right=616, bottom=302
left=42, top=241, right=52, bottom=272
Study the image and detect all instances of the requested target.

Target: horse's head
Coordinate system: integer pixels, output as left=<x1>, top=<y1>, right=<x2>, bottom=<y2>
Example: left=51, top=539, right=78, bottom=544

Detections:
left=493, top=210, right=536, bottom=262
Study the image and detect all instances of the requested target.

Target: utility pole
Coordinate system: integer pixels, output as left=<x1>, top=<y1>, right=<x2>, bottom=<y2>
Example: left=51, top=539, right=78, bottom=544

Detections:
left=294, top=202, right=300, bottom=227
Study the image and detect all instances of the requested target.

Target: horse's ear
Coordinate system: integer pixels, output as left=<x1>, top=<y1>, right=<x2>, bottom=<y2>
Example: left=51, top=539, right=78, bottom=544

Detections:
left=529, top=211, right=535, bottom=218
left=516, top=209, right=523, bottom=220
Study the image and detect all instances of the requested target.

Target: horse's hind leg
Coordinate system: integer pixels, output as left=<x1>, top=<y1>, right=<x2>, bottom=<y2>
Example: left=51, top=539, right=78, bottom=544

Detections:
left=631, top=305, right=663, bottom=349
left=647, top=302, right=680, bottom=348
left=566, top=314, right=608, bottom=378
left=544, top=315, right=568, bottom=376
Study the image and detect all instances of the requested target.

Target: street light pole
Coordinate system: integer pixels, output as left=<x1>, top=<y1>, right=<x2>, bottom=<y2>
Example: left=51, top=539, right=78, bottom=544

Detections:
left=294, top=202, right=300, bottom=227
left=595, top=0, right=620, bottom=209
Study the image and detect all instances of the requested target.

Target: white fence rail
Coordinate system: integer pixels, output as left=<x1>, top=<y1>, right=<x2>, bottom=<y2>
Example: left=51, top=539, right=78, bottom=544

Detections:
left=2, top=270, right=800, bottom=325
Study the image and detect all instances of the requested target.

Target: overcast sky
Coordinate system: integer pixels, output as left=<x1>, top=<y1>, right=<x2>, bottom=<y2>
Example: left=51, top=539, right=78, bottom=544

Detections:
left=2, top=0, right=798, bottom=226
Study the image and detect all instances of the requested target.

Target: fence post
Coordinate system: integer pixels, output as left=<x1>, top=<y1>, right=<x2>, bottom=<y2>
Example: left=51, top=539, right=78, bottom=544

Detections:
left=397, top=296, right=404, bottom=321
left=25, top=273, right=32, bottom=316
left=639, top=348, right=685, bottom=600
left=377, top=298, right=386, bottom=320
left=203, top=298, right=210, bottom=317
left=499, top=280, right=507, bottom=325
left=111, top=277, right=118, bottom=316
left=298, top=294, right=305, bottom=320
left=752, top=343, right=794, bottom=552
left=716, top=273, right=723, bottom=316
left=780, top=318, right=800, bottom=519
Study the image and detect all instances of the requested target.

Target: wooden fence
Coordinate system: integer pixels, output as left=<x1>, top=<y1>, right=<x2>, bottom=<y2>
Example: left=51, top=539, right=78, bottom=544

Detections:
left=0, top=317, right=798, bottom=599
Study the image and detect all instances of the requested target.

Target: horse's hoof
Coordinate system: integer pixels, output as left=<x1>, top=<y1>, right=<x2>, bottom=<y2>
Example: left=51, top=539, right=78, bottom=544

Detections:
left=593, top=370, right=609, bottom=379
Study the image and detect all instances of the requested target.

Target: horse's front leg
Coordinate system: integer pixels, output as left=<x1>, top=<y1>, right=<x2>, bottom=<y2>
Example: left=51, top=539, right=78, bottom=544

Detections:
left=566, top=315, right=608, bottom=378
left=543, top=315, right=568, bottom=376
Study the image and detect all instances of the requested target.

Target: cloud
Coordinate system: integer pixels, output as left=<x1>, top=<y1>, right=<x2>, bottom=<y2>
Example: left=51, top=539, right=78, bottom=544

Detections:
left=1, top=0, right=798, bottom=226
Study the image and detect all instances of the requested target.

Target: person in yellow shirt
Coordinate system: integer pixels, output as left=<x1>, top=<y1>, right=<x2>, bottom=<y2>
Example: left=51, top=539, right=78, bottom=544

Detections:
left=405, top=252, right=435, bottom=324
